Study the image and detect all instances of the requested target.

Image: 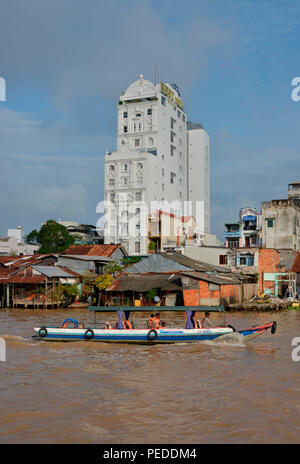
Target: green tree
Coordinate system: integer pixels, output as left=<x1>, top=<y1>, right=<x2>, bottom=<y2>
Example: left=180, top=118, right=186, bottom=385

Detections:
left=26, top=220, right=75, bottom=253
left=148, top=240, right=156, bottom=251
left=103, top=261, right=123, bottom=275
left=25, top=229, right=39, bottom=245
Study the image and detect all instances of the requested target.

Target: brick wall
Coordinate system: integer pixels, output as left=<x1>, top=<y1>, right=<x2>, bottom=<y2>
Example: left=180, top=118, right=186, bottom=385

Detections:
left=258, top=249, right=280, bottom=294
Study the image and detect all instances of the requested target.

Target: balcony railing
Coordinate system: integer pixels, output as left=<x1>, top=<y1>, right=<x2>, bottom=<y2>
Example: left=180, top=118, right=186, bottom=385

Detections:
left=225, top=231, right=241, bottom=238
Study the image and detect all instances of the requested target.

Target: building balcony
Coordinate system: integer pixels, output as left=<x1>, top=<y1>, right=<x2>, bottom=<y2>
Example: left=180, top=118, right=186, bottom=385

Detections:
left=225, top=231, right=241, bottom=238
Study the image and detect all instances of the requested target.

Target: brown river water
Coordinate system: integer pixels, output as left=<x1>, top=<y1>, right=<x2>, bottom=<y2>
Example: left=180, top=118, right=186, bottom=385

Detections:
left=0, top=308, right=300, bottom=444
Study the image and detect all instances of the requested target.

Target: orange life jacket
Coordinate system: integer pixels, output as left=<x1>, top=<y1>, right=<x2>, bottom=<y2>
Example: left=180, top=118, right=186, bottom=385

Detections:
left=154, top=317, right=161, bottom=330
left=124, top=320, right=132, bottom=329
left=149, top=317, right=155, bottom=329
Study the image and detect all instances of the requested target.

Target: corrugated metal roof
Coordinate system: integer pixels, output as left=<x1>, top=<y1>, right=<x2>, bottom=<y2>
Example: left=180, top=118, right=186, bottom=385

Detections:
left=59, top=254, right=111, bottom=262
left=124, top=253, right=192, bottom=274
left=64, top=244, right=126, bottom=257
left=1, top=275, right=46, bottom=284
left=181, top=271, right=242, bottom=285
left=108, top=274, right=182, bottom=292
left=32, top=265, right=77, bottom=278
left=124, top=252, right=232, bottom=275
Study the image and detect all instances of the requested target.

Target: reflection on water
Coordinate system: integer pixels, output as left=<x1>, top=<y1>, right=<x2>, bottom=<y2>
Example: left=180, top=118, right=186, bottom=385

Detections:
left=0, top=308, right=300, bottom=444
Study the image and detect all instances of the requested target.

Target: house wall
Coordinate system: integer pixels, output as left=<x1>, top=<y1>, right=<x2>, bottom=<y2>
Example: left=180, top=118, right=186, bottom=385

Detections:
left=262, top=199, right=300, bottom=250
left=258, top=248, right=280, bottom=294
left=183, top=246, right=232, bottom=266
left=183, top=280, right=257, bottom=306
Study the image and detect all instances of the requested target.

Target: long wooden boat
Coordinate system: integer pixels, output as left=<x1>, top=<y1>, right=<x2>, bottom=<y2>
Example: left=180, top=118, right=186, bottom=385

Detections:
left=32, top=306, right=277, bottom=344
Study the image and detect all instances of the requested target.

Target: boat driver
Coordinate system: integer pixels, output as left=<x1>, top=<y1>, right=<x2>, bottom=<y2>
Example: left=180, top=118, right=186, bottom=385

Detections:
left=201, top=311, right=214, bottom=328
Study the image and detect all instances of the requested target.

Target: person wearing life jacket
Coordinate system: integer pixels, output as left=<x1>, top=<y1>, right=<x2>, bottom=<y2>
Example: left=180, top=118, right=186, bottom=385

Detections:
left=154, top=312, right=161, bottom=330
left=148, top=313, right=155, bottom=329
left=124, top=320, right=132, bottom=329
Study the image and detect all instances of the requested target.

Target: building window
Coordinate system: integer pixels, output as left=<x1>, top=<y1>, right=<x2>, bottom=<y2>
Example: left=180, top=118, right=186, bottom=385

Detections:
left=136, top=113, right=141, bottom=117
left=148, top=137, right=154, bottom=146
left=109, top=165, right=114, bottom=172
left=123, top=126, right=128, bottom=133
left=171, top=117, right=176, bottom=130
left=121, top=225, right=128, bottom=235
left=123, top=111, right=128, bottom=118
left=177, top=110, right=181, bottom=119
left=147, top=108, right=152, bottom=115
left=122, top=177, right=128, bottom=186
left=135, top=191, right=142, bottom=201
left=122, top=164, right=128, bottom=172
left=135, top=139, right=140, bottom=147
left=162, top=183, right=165, bottom=191
left=137, top=162, right=143, bottom=169
left=135, top=242, right=140, bottom=253
left=267, top=218, right=274, bottom=228
left=110, top=193, right=115, bottom=202
left=109, top=179, right=114, bottom=186
left=170, top=172, right=176, bottom=184
left=162, top=169, right=164, bottom=176
left=182, top=114, right=185, bottom=122
left=170, top=145, right=175, bottom=156
left=219, top=255, right=227, bottom=265
left=227, top=238, right=240, bottom=248
left=161, top=96, right=166, bottom=106
left=171, top=131, right=176, bottom=143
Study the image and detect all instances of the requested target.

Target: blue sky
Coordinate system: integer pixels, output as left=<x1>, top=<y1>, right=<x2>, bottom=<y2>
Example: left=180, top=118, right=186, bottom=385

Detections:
left=0, top=0, right=300, bottom=240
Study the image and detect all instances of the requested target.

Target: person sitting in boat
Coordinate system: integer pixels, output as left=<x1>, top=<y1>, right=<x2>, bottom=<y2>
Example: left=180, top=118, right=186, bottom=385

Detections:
left=195, top=319, right=202, bottom=329
left=148, top=313, right=155, bottom=329
left=154, top=312, right=161, bottom=330
left=201, top=311, right=214, bottom=328
left=105, top=321, right=112, bottom=329
left=124, top=320, right=132, bottom=329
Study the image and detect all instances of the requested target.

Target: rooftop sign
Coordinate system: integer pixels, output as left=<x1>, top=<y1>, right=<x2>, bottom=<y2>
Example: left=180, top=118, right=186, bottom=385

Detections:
left=160, top=82, right=183, bottom=109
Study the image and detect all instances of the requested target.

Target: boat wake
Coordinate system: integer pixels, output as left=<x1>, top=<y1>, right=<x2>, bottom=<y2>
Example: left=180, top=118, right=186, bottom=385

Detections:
left=206, top=332, right=247, bottom=347
left=1, top=334, right=38, bottom=346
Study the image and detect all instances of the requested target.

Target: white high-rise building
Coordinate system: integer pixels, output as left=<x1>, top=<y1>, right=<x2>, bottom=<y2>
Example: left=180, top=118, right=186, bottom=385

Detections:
left=187, top=122, right=210, bottom=233
left=104, top=74, right=210, bottom=255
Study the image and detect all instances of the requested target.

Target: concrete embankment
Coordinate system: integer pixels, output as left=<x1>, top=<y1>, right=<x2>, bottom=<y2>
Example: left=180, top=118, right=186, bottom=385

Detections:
left=227, top=302, right=298, bottom=311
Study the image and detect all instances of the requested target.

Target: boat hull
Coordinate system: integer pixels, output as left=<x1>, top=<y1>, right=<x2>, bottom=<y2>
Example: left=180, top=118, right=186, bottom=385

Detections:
left=33, top=327, right=234, bottom=344
left=33, top=321, right=276, bottom=344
